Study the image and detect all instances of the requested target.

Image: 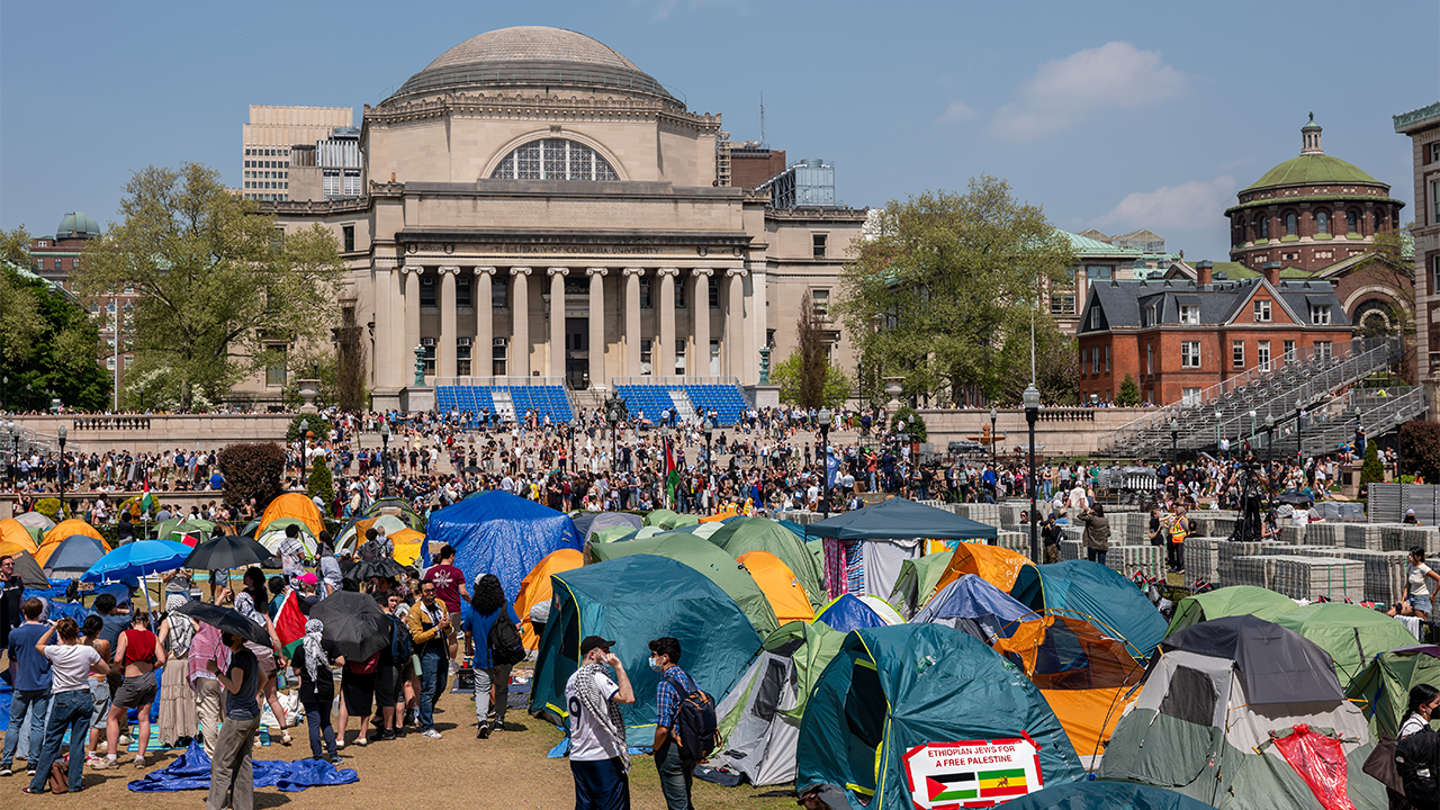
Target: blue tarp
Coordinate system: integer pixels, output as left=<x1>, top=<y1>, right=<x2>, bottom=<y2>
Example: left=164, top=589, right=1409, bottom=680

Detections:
left=426, top=490, right=582, bottom=603
left=128, top=740, right=357, bottom=792
left=814, top=594, right=888, bottom=634
left=912, top=574, right=1037, bottom=639
left=1010, top=560, right=1167, bottom=659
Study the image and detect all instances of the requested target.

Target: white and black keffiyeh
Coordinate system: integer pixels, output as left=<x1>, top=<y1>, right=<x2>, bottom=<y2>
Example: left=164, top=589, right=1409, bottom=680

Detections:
left=165, top=594, right=195, bottom=653
left=234, top=592, right=266, bottom=627
left=303, top=619, right=325, bottom=682
left=574, top=661, right=629, bottom=772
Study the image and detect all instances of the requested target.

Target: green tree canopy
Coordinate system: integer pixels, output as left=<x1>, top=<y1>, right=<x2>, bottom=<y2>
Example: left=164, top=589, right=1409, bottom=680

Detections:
left=75, top=163, right=346, bottom=410
left=770, top=351, right=853, bottom=408
left=838, top=176, right=1075, bottom=404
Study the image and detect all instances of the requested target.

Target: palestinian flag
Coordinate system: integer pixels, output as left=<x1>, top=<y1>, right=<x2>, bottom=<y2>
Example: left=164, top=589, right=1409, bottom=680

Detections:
left=664, top=436, right=680, bottom=508
left=925, top=772, right=978, bottom=803
left=140, top=480, right=154, bottom=515
left=273, top=589, right=307, bottom=657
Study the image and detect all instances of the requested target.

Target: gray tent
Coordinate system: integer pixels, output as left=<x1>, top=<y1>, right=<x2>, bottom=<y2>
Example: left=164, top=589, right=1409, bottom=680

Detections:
left=571, top=511, right=642, bottom=542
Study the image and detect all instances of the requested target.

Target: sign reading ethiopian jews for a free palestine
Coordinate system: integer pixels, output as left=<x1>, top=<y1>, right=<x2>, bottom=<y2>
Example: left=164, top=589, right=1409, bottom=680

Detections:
left=902, top=738, right=1043, bottom=809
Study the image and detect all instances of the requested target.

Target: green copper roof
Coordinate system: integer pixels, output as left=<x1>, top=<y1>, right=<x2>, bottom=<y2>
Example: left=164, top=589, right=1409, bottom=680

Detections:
left=1243, top=154, right=1381, bottom=191
left=1060, top=229, right=1142, bottom=257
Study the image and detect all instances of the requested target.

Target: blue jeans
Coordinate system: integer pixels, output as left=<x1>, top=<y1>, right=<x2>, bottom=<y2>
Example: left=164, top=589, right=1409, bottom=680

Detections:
left=1087, top=548, right=1108, bottom=568
left=417, top=647, right=447, bottom=731
left=303, top=702, right=336, bottom=760
left=28, top=689, right=89, bottom=793
left=656, top=743, right=695, bottom=810
left=2, top=688, right=51, bottom=768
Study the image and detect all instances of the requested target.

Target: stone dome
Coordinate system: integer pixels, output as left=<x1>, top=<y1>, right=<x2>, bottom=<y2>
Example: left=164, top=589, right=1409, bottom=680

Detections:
left=55, top=211, right=101, bottom=239
left=389, top=27, right=673, bottom=104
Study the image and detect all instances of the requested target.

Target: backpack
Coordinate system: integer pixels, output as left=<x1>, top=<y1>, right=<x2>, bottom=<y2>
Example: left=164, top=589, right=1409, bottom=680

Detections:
left=1396, top=727, right=1440, bottom=802
left=487, top=614, right=526, bottom=666
left=663, top=674, right=719, bottom=759
left=389, top=614, right=412, bottom=663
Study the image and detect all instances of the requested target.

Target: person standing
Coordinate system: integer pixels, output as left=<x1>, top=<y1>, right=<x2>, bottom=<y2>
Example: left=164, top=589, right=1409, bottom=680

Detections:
left=1400, top=547, right=1440, bottom=627
left=566, top=637, right=635, bottom=810
left=205, top=632, right=263, bottom=810
left=1040, top=513, right=1061, bottom=566
left=374, top=592, right=409, bottom=741
left=105, top=610, right=163, bottom=769
left=292, top=619, right=341, bottom=762
left=463, top=573, right=520, bottom=738
left=80, top=615, right=113, bottom=766
left=22, top=618, right=106, bottom=794
left=406, top=581, right=452, bottom=739
left=1, top=598, right=52, bottom=778
left=422, top=545, right=468, bottom=671
left=1169, top=505, right=1191, bottom=574
left=1, top=556, right=23, bottom=668
left=189, top=619, right=229, bottom=758
left=1075, top=504, right=1110, bottom=568
left=156, top=595, right=198, bottom=747
left=649, top=637, right=701, bottom=810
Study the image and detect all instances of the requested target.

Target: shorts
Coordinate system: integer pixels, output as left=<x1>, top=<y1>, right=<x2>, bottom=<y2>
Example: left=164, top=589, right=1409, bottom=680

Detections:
left=114, top=673, right=158, bottom=708
left=90, top=678, right=112, bottom=727
left=375, top=664, right=402, bottom=707
left=342, top=670, right=377, bottom=715
left=1410, top=593, right=1433, bottom=620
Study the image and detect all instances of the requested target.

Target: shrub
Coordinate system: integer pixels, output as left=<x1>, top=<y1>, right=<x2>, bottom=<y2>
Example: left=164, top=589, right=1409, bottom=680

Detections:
left=1359, top=440, right=1386, bottom=489
left=307, top=461, right=335, bottom=515
left=34, top=497, right=62, bottom=523
left=286, top=414, right=328, bottom=444
left=1117, top=374, right=1141, bottom=407
left=890, top=406, right=929, bottom=442
left=1401, top=419, right=1440, bottom=484
left=218, top=442, right=286, bottom=510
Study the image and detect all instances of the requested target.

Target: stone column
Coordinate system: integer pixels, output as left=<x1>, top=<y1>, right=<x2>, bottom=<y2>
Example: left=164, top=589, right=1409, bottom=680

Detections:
left=587, top=268, right=607, bottom=388
left=548, top=267, right=568, bottom=379
left=402, top=263, right=422, bottom=379
left=623, top=268, right=643, bottom=378
left=511, top=267, right=531, bottom=378
left=657, top=268, right=678, bottom=378
left=373, top=259, right=396, bottom=389
left=438, top=266, right=459, bottom=380
left=475, top=267, right=495, bottom=378
left=692, top=268, right=713, bottom=377
left=726, top=268, right=748, bottom=379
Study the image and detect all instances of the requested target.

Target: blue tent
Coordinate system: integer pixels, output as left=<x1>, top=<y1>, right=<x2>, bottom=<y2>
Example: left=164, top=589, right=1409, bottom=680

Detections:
left=531, top=555, right=761, bottom=730
left=426, top=491, right=582, bottom=603
left=814, top=594, right=889, bottom=633
left=1010, top=560, right=1167, bottom=659
left=912, top=574, right=1037, bottom=640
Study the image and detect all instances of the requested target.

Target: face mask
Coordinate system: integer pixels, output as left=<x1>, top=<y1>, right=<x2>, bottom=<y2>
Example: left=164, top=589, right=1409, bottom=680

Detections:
left=649, top=656, right=664, bottom=673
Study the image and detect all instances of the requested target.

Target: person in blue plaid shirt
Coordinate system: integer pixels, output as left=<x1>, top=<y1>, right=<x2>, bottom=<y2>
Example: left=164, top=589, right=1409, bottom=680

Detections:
left=649, top=636, right=699, bottom=810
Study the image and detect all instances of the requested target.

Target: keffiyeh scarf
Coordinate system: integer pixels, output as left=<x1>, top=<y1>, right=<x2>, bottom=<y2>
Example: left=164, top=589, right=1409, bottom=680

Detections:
left=165, top=594, right=195, bottom=654
left=574, top=661, right=629, bottom=773
left=303, top=619, right=325, bottom=682
left=234, top=592, right=266, bottom=627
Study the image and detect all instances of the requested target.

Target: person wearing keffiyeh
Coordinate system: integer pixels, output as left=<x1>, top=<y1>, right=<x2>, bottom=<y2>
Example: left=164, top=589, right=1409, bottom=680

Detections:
left=564, top=636, right=635, bottom=810
left=156, top=594, right=198, bottom=746
left=290, top=618, right=339, bottom=762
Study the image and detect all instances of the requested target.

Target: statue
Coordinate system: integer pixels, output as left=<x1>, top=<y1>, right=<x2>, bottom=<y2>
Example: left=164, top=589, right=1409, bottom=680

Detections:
left=758, top=346, right=771, bottom=385
left=413, top=344, right=427, bottom=387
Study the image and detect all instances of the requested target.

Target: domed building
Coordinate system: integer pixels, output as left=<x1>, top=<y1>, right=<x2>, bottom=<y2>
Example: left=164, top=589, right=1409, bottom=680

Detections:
left=257, top=26, right=866, bottom=413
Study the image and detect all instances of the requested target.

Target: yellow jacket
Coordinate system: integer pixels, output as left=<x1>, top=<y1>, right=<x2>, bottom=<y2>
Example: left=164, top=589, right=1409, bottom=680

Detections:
left=407, top=601, right=449, bottom=647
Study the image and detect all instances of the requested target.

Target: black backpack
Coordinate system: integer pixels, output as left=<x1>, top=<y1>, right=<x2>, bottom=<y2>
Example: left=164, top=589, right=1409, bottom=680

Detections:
left=1396, top=727, right=1440, bottom=803
left=663, top=674, right=719, bottom=759
left=487, top=615, right=526, bottom=666
left=389, top=614, right=412, bottom=664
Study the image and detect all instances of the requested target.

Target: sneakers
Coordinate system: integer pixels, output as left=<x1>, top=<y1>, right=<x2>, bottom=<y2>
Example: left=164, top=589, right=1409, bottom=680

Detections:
left=377, top=729, right=396, bottom=741
left=118, top=735, right=131, bottom=746
left=336, top=740, right=345, bottom=750
left=476, top=724, right=490, bottom=740
left=421, top=729, right=443, bottom=740
left=0, top=768, right=11, bottom=777
left=133, top=755, right=145, bottom=769
left=91, top=758, right=118, bottom=770
left=354, top=737, right=367, bottom=747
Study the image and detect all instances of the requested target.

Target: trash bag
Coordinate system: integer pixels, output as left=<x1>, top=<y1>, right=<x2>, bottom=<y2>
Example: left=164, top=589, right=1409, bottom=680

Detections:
left=1273, top=724, right=1357, bottom=810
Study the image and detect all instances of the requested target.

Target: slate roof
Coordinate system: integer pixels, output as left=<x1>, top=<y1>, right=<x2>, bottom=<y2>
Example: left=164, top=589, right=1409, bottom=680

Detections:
left=1079, top=276, right=1349, bottom=335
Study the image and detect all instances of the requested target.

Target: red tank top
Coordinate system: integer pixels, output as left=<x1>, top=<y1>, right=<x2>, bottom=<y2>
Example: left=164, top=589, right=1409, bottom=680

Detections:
left=121, top=628, right=158, bottom=666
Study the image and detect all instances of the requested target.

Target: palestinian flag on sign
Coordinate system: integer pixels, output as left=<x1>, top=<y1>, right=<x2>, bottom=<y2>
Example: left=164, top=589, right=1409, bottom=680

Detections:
left=273, top=589, right=307, bottom=657
left=924, top=768, right=1029, bottom=804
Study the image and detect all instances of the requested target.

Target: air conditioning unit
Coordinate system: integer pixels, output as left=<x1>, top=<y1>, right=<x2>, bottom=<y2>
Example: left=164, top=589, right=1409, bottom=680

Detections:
left=421, top=337, right=436, bottom=347
left=457, top=338, right=472, bottom=347
left=493, top=338, right=507, bottom=347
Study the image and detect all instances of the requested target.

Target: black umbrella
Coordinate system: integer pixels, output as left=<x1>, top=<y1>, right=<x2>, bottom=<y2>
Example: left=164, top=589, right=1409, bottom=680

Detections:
left=461, top=466, right=484, bottom=475
left=310, top=591, right=392, bottom=662
left=175, top=601, right=273, bottom=647
left=1276, top=490, right=1313, bottom=507
left=183, top=533, right=272, bottom=571
left=344, top=558, right=406, bottom=583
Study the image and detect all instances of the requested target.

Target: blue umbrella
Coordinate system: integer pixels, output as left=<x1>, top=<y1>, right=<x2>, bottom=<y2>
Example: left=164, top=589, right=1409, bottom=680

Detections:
left=81, top=540, right=193, bottom=583
left=43, top=535, right=110, bottom=578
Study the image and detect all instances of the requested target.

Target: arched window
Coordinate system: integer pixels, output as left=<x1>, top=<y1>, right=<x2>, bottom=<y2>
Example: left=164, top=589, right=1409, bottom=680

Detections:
left=1346, top=210, right=1358, bottom=234
left=1285, top=213, right=1298, bottom=236
left=1315, top=211, right=1329, bottom=234
left=1374, top=211, right=1384, bottom=232
left=1259, top=217, right=1270, bottom=239
left=490, top=139, right=619, bottom=181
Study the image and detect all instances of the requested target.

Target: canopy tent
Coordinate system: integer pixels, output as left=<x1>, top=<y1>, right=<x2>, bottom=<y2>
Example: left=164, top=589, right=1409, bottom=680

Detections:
left=0, top=518, right=40, bottom=555
left=531, top=554, right=761, bottom=729
left=514, top=548, right=584, bottom=649
left=1100, top=616, right=1385, bottom=809
left=258, top=492, right=325, bottom=538
left=427, top=490, right=583, bottom=604
left=1346, top=645, right=1440, bottom=738
left=813, top=593, right=902, bottom=634
left=1164, top=585, right=1300, bottom=637
left=710, top=517, right=827, bottom=609
left=1011, top=561, right=1167, bottom=660
left=1273, top=603, right=1417, bottom=686
left=888, top=550, right=954, bottom=619
left=589, top=530, right=778, bottom=635
left=911, top=574, right=1036, bottom=642
left=737, top=551, right=815, bottom=624
left=570, top=511, right=643, bottom=543
left=257, top=518, right=318, bottom=559
left=796, top=624, right=1083, bottom=810
left=710, top=621, right=846, bottom=786
left=42, top=518, right=106, bottom=549
left=1000, top=781, right=1218, bottom=810
left=934, top=542, right=1034, bottom=596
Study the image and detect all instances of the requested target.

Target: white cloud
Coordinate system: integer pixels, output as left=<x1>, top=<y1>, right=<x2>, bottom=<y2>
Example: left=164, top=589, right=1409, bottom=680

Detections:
left=1091, top=176, right=1237, bottom=233
left=647, top=0, right=747, bottom=20
left=936, top=100, right=977, bottom=125
left=990, top=42, right=1186, bottom=141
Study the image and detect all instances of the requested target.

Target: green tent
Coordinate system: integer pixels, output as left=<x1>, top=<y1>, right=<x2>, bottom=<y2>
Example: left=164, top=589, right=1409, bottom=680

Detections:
left=708, top=517, right=827, bottom=610
left=796, top=624, right=1083, bottom=809
left=1346, top=645, right=1440, bottom=738
left=643, top=509, right=700, bottom=529
left=1165, top=586, right=1298, bottom=637
left=589, top=525, right=636, bottom=545
left=1274, top=603, right=1419, bottom=686
left=889, top=551, right=955, bottom=619
left=589, top=530, right=779, bottom=635
left=531, top=554, right=761, bottom=729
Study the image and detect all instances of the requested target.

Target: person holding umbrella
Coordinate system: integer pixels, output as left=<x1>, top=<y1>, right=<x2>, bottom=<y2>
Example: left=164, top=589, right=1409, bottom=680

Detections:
left=291, top=618, right=341, bottom=763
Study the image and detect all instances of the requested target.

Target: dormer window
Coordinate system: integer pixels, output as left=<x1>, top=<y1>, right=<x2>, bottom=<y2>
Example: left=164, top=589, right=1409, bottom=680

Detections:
left=1179, top=305, right=1199, bottom=324
left=1310, top=304, right=1331, bottom=325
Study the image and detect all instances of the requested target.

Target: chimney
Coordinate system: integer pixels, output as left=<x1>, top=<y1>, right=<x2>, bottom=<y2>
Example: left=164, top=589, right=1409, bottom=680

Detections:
left=1262, top=261, right=1281, bottom=287
left=1196, top=260, right=1213, bottom=287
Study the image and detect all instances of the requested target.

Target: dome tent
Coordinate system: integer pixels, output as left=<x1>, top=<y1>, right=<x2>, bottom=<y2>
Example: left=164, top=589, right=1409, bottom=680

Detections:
left=1000, top=781, right=1216, bottom=810
left=513, top=548, right=584, bottom=649
left=1010, top=560, right=1167, bottom=660
left=889, top=550, right=954, bottom=619
left=1346, top=644, right=1440, bottom=738
left=257, top=492, right=325, bottom=539
left=813, top=593, right=901, bottom=634
left=1164, top=585, right=1298, bottom=637
left=737, top=550, right=814, bottom=624
left=911, top=574, right=1035, bottom=642
left=709, top=517, right=826, bottom=610
left=1274, top=602, right=1417, bottom=685
left=427, top=490, right=582, bottom=603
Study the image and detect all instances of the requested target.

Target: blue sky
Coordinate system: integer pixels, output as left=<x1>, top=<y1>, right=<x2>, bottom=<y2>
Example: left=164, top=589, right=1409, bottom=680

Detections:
left=3, top=0, right=1437, bottom=262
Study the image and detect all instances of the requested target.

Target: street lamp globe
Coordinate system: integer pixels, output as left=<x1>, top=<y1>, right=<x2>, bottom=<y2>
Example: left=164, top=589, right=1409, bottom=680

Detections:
left=818, top=407, right=832, bottom=429
left=1265, top=414, right=1275, bottom=430
left=1022, top=384, right=1041, bottom=411
left=703, top=418, right=714, bottom=439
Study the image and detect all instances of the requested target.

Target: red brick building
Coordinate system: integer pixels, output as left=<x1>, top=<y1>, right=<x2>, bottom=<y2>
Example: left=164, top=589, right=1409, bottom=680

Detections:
left=1077, top=261, right=1353, bottom=405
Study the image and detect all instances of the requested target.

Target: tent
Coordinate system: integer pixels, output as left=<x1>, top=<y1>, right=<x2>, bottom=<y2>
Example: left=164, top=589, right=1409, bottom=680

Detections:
left=531, top=554, right=761, bottom=729
left=14, top=511, right=56, bottom=532
left=364, top=497, right=425, bottom=530
left=426, top=490, right=583, bottom=603
left=513, top=548, right=584, bottom=649
left=1099, top=615, right=1386, bottom=809
left=39, top=534, right=109, bottom=578
left=588, top=530, right=778, bottom=635
left=0, top=518, right=40, bottom=556
left=1273, top=603, right=1417, bottom=686
left=888, top=550, right=954, bottom=619
left=42, top=518, right=106, bottom=549
left=814, top=593, right=902, bottom=633
left=738, top=551, right=815, bottom=624
left=257, top=518, right=318, bottom=558
left=570, top=511, right=642, bottom=543
left=796, top=624, right=1083, bottom=810
left=258, top=492, right=325, bottom=538
left=1164, top=585, right=1299, bottom=637
left=806, top=498, right=997, bottom=603
left=710, top=517, right=827, bottom=609
left=1346, top=644, right=1440, bottom=738
left=911, top=574, right=1036, bottom=642
left=1010, top=561, right=1167, bottom=660
left=335, top=514, right=411, bottom=553
left=710, top=621, right=846, bottom=786
left=643, top=509, right=699, bottom=529
left=933, top=542, right=1034, bottom=595
left=1000, top=781, right=1217, bottom=810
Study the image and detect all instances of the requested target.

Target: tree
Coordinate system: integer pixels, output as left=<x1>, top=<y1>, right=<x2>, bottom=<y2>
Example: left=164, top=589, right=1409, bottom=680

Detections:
left=796, top=291, right=828, bottom=408
left=218, top=442, right=285, bottom=510
left=1359, top=440, right=1386, bottom=490
left=307, top=461, right=335, bottom=512
left=891, top=406, right=928, bottom=442
left=75, top=163, right=346, bottom=409
left=0, top=251, right=112, bottom=411
left=1117, top=374, right=1141, bottom=407
left=1401, top=419, right=1440, bottom=484
left=1349, top=224, right=1415, bottom=336
left=838, top=176, right=1075, bottom=404
left=769, top=351, right=853, bottom=408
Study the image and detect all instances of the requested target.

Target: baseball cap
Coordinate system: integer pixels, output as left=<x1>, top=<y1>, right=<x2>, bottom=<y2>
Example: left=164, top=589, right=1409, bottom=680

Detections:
left=296, top=572, right=319, bottom=586
left=580, top=636, right=616, bottom=656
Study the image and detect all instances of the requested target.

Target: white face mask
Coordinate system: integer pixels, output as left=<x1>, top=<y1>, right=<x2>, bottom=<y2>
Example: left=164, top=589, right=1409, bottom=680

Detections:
left=648, top=656, right=664, bottom=673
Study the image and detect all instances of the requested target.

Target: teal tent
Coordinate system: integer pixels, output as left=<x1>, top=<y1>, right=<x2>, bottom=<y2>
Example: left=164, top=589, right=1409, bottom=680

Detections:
left=1010, top=560, right=1166, bottom=659
left=531, top=554, right=761, bottom=730
left=796, top=624, right=1083, bottom=809
left=1003, top=781, right=1216, bottom=809
left=708, top=517, right=827, bottom=609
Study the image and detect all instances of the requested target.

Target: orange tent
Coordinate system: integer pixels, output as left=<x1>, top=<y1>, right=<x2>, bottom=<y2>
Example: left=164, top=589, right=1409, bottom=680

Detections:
left=699, top=506, right=740, bottom=523
left=390, top=528, right=426, bottom=567
left=738, top=550, right=815, bottom=624
left=514, top=549, right=584, bottom=649
left=0, top=519, right=40, bottom=556
left=933, top=542, right=1034, bottom=595
left=259, top=492, right=326, bottom=538
left=41, top=519, right=108, bottom=549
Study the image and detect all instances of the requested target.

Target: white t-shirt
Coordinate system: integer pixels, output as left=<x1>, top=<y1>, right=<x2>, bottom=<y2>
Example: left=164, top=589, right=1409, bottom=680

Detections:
left=45, top=644, right=101, bottom=693
left=1410, top=563, right=1434, bottom=599
left=564, top=669, right=622, bottom=762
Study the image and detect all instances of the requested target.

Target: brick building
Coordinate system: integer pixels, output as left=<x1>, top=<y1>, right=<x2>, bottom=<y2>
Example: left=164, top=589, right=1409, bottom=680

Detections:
left=1077, top=261, right=1352, bottom=406
left=1394, top=101, right=1440, bottom=413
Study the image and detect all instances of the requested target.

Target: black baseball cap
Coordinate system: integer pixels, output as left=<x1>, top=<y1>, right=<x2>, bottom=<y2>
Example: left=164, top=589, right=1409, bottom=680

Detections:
left=581, top=636, right=616, bottom=656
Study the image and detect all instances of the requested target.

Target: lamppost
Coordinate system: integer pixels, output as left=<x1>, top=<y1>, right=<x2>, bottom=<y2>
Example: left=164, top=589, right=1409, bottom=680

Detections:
left=379, top=420, right=391, bottom=478
left=1169, top=417, right=1179, bottom=469
left=1265, top=414, right=1276, bottom=495
left=299, top=418, right=310, bottom=485
left=817, top=407, right=832, bottom=516
left=6, top=420, right=16, bottom=488
left=2, top=375, right=6, bottom=410
left=1249, top=409, right=1257, bottom=445
left=56, top=425, right=67, bottom=520
left=659, top=422, right=672, bottom=508
left=1294, top=398, right=1304, bottom=464
left=1023, top=384, right=1041, bottom=563
left=606, top=402, right=620, bottom=473
left=703, top=417, right=715, bottom=512
left=988, top=406, right=998, bottom=469
left=1214, top=408, right=1223, bottom=456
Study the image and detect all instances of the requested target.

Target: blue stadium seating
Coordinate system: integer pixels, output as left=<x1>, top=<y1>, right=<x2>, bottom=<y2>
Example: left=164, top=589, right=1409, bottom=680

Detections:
left=614, top=382, right=748, bottom=427
left=433, top=385, right=570, bottom=423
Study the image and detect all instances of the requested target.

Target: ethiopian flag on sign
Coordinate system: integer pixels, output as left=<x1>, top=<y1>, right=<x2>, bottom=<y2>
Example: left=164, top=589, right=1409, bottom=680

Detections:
left=274, top=589, right=307, bottom=657
left=977, top=768, right=1028, bottom=798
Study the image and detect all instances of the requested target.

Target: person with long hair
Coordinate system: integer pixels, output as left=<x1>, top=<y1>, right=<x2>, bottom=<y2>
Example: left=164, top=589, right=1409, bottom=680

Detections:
left=1401, top=684, right=1440, bottom=739
left=80, top=614, right=112, bottom=765
left=234, top=574, right=292, bottom=745
left=22, top=618, right=107, bottom=794
left=462, top=573, right=520, bottom=738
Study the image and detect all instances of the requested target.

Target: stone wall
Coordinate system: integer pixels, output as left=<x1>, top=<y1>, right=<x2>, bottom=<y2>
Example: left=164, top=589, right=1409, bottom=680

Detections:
left=9, top=414, right=292, bottom=456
